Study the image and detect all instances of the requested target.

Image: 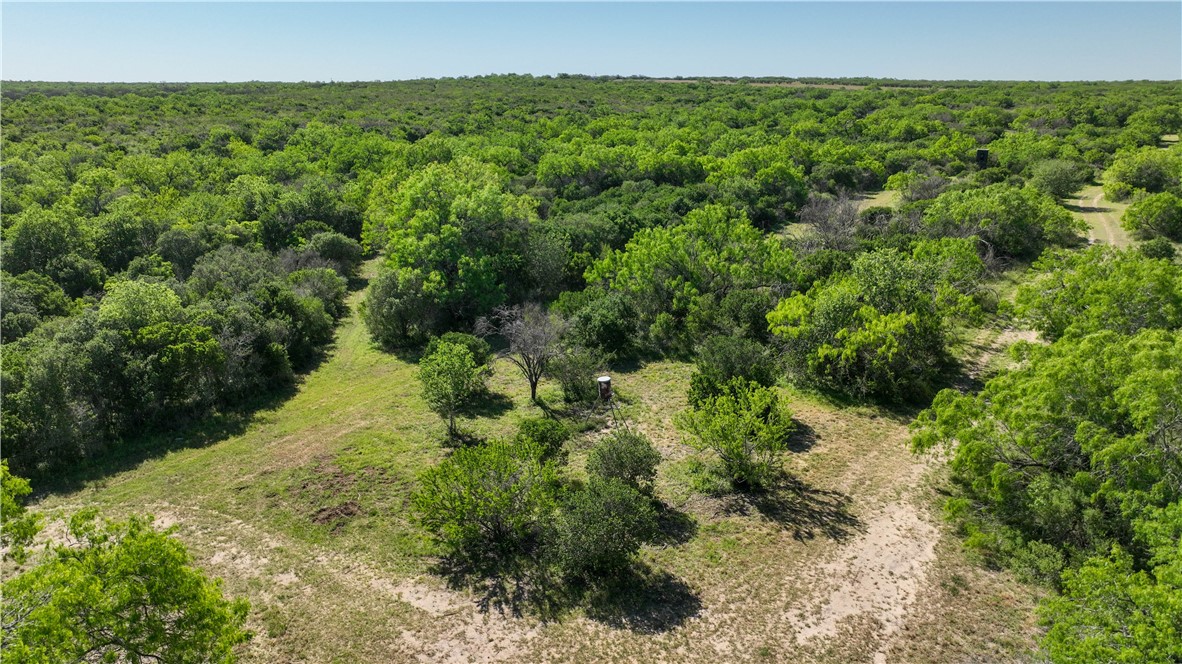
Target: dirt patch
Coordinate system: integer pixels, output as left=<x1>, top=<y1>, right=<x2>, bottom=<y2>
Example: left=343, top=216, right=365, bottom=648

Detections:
left=792, top=501, right=939, bottom=649
left=312, top=501, right=361, bottom=530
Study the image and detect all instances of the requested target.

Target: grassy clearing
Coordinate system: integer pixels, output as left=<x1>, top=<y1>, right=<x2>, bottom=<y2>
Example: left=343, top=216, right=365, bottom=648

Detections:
left=855, top=189, right=898, bottom=211
left=1069, top=184, right=1132, bottom=248
left=28, top=262, right=1042, bottom=663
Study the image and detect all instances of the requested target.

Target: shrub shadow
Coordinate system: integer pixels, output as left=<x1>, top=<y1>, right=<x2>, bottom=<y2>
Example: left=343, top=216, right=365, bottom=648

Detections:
left=651, top=502, right=698, bottom=546
left=723, top=473, right=864, bottom=543
left=434, top=551, right=570, bottom=621
left=786, top=420, right=819, bottom=453
left=581, top=564, right=702, bottom=634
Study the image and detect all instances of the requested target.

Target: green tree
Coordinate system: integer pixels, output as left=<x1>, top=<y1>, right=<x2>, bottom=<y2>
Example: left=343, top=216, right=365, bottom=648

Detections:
left=768, top=240, right=984, bottom=400
left=676, top=380, right=794, bottom=489
left=361, top=267, right=438, bottom=348
left=1, top=511, right=250, bottom=663
left=922, top=183, right=1083, bottom=259
left=1040, top=545, right=1182, bottom=664
left=1122, top=191, right=1182, bottom=241
left=1103, top=146, right=1182, bottom=201
left=587, top=205, right=795, bottom=352
left=1, top=461, right=42, bottom=563
left=1029, top=159, right=1089, bottom=200
left=417, top=341, right=484, bottom=439
left=1012, top=246, right=1182, bottom=340
left=687, top=336, right=778, bottom=408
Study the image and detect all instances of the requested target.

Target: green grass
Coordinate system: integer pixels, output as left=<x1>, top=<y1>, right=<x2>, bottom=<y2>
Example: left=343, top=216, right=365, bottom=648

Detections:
left=1071, top=184, right=1132, bottom=248
left=27, top=264, right=1043, bottom=663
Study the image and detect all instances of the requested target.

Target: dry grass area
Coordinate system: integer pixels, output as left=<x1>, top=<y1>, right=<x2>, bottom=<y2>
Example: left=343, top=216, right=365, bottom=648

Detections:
left=28, top=265, right=1044, bottom=663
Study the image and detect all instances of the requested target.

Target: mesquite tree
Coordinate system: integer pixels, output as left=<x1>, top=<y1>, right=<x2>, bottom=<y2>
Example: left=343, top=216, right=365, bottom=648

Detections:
left=482, top=303, right=563, bottom=402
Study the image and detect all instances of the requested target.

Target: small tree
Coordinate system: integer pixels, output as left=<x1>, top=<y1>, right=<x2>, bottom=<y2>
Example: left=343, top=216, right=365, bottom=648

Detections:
left=425, top=332, right=495, bottom=379
left=676, top=380, right=794, bottom=490
left=1, top=461, right=41, bottom=563
left=412, top=440, right=558, bottom=558
left=547, top=477, right=658, bottom=580
left=586, top=430, right=662, bottom=495
left=418, top=341, right=484, bottom=439
left=483, top=303, right=563, bottom=402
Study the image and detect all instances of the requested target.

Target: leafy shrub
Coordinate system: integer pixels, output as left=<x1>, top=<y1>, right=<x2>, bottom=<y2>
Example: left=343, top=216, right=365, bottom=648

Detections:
left=514, top=417, right=570, bottom=460
left=547, top=477, right=658, bottom=580
left=417, top=342, right=485, bottom=439
left=1140, top=237, right=1177, bottom=260
left=1029, top=159, right=1089, bottom=199
left=2, top=510, right=250, bottom=663
left=425, top=332, right=494, bottom=376
left=687, top=336, right=777, bottom=408
left=922, top=183, right=1084, bottom=259
left=288, top=268, right=348, bottom=320
left=676, top=380, right=794, bottom=490
left=361, top=267, right=438, bottom=348
left=1012, top=246, right=1182, bottom=340
left=304, top=231, right=363, bottom=277
left=565, top=292, right=640, bottom=359
left=1122, top=191, right=1182, bottom=241
left=412, top=440, right=558, bottom=558
left=547, top=346, right=608, bottom=405
left=585, top=430, right=662, bottom=495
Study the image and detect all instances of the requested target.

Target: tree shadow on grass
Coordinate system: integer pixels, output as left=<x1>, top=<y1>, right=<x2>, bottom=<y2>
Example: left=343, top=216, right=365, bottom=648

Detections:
left=31, top=384, right=298, bottom=498
left=582, top=564, right=702, bottom=634
left=461, top=391, right=515, bottom=419
left=786, top=420, right=819, bottom=453
left=433, top=547, right=701, bottom=632
left=723, top=473, right=864, bottom=543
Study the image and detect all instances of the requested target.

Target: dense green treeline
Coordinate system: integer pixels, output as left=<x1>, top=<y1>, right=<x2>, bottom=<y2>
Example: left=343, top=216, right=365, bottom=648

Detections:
left=3, top=76, right=1182, bottom=661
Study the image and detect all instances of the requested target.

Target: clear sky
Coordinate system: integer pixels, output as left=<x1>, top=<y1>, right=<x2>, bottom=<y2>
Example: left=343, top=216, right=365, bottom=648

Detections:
left=3, top=2, right=1179, bottom=82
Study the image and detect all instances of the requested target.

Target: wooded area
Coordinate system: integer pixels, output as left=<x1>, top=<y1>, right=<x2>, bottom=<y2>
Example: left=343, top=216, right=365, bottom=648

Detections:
left=2, top=76, right=1180, bottom=662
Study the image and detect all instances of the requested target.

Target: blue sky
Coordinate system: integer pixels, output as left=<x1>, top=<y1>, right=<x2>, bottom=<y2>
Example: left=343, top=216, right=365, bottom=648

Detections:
left=3, top=2, right=1179, bottom=82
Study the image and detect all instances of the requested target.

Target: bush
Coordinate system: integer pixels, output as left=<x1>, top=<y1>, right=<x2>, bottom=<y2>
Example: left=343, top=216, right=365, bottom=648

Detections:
left=425, top=332, right=494, bottom=377
left=411, top=440, right=558, bottom=558
left=687, top=336, right=777, bottom=408
left=547, top=477, right=657, bottom=579
left=1140, top=237, right=1177, bottom=260
left=514, top=417, right=570, bottom=460
left=676, top=380, right=794, bottom=490
left=362, top=267, right=438, bottom=348
left=304, top=231, right=363, bottom=277
left=565, top=292, right=640, bottom=359
left=1029, top=159, right=1089, bottom=200
left=547, top=346, right=608, bottom=405
left=288, top=268, right=348, bottom=320
left=585, top=430, right=662, bottom=495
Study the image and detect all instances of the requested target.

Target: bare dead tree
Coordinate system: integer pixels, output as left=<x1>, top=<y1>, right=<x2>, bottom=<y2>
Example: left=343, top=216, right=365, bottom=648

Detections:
left=799, top=192, right=860, bottom=252
left=480, top=303, right=565, bottom=402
